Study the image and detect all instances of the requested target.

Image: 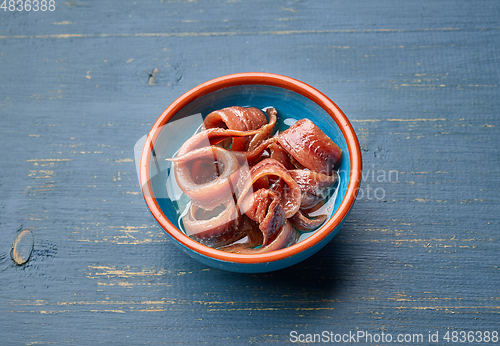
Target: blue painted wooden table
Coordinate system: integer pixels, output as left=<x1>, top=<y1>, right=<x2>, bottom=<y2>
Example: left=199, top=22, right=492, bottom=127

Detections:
left=1, top=1, right=499, bottom=344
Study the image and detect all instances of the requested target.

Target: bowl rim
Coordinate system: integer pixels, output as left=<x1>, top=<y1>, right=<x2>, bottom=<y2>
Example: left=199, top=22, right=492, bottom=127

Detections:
left=140, top=72, right=362, bottom=264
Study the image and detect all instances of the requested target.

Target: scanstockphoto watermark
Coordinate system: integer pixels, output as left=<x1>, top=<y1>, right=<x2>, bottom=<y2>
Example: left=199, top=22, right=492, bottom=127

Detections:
left=290, top=330, right=499, bottom=344
left=290, top=330, right=425, bottom=344
left=355, top=165, right=399, bottom=201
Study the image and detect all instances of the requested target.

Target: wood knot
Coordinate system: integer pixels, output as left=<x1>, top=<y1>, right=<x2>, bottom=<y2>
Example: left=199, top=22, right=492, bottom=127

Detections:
left=148, top=68, right=159, bottom=85
left=11, top=230, right=34, bottom=265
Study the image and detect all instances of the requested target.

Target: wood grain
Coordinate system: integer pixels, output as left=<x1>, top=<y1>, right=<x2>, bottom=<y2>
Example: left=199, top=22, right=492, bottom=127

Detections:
left=1, top=0, right=499, bottom=344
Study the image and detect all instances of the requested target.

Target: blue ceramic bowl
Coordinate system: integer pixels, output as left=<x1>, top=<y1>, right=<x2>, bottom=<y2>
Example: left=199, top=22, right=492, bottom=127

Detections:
left=140, top=73, right=362, bottom=273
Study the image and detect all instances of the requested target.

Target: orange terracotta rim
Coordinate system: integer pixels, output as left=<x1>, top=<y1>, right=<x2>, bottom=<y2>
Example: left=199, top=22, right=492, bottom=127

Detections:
left=140, top=72, right=362, bottom=264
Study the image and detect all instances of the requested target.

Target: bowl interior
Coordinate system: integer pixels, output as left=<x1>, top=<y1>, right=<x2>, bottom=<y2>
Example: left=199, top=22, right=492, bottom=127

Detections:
left=147, top=84, right=351, bottom=243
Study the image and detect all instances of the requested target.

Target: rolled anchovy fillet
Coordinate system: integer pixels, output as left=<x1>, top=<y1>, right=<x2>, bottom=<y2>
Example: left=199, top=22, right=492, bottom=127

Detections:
left=238, top=159, right=301, bottom=219
left=288, top=169, right=337, bottom=209
left=203, top=106, right=269, bottom=151
left=220, top=221, right=298, bottom=254
left=277, top=118, right=342, bottom=175
left=182, top=201, right=243, bottom=248
left=171, top=146, right=240, bottom=210
left=289, top=210, right=328, bottom=232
